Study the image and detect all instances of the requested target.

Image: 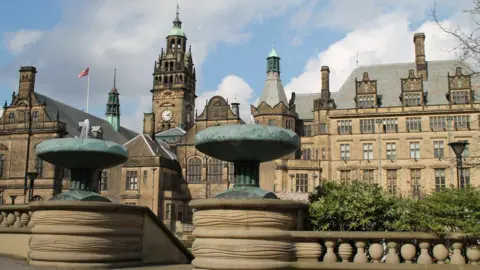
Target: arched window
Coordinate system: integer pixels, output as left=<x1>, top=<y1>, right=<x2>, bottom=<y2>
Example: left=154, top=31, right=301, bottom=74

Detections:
left=187, top=157, right=202, bottom=184
left=207, top=158, right=223, bottom=184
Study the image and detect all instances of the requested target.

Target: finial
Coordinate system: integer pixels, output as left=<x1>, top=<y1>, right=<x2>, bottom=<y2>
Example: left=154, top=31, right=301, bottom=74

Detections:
left=113, top=69, right=117, bottom=88
left=272, top=42, right=275, bottom=49
left=3, top=100, right=7, bottom=108
left=176, top=3, right=180, bottom=15
left=173, top=3, right=182, bottom=28
left=356, top=53, right=359, bottom=67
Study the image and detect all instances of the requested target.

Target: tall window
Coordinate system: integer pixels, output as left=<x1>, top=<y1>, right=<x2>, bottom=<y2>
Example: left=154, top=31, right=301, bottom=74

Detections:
left=363, top=169, right=374, bottom=183
left=411, top=169, right=421, bottom=198
left=433, top=141, right=444, bottom=159
left=303, top=125, right=312, bottom=137
left=410, top=142, right=420, bottom=159
left=125, top=171, right=138, bottom=190
left=35, top=158, right=44, bottom=178
left=228, top=162, right=235, bottom=185
left=187, top=157, right=202, bottom=184
left=363, top=143, right=373, bottom=160
left=452, top=90, right=469, bottom=104
left=8, top=112, right=14, bottom=123
left=453, top=115, right=470, bottom=129
left=358, top=95, right=375, bottom=108
left=430, top=116, right=447, bottom=131
left=460, top=168, right=470, bottom=189
left=340, top=170, right=351, bottom=184
left=435, top=169, right=446, bottom=192
left=295, top=174, right=308, bottom=192
left=32, top=111, right=39, bottom=122
left=340, top=144, right=350, bottom=161
left=386, top=142, right=396, bottom=160
left=302, top=148, right=312, bottom=160
left=360, top=119, right=375, bottom=133
left=387, top=169, right=397, bottom=194
left=406, top=117, right=422, bottom=131
left=0, top=154, right=4, bottom=179
left=337, top=120, right=352, bottom=135
left=100, top=170, right=108, bottom=190
left=404, top=93, right=421, bottom=106
left=207, top=158, right=223, bottom=184
left=383, top=118, right=398, bottom=132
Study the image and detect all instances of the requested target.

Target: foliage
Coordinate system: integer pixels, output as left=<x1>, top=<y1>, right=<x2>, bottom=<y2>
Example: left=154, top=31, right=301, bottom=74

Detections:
left=308, top=181, right=480, bottom=235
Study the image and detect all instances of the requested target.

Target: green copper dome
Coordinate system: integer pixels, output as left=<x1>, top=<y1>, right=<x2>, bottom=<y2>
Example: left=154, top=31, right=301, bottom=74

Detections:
left=168, top=27, right=186, bottom=37
left=268, top=47, right=279, bottom=58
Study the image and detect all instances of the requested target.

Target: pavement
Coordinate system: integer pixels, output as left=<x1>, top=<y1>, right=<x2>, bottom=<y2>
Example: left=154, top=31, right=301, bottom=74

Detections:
left=0, top=256, right=192, bottom=270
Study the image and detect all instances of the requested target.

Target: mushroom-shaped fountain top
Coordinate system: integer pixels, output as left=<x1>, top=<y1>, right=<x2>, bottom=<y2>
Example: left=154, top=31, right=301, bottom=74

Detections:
left=35, top=119, right=128, bottom=202
left=195, top=124, right=300, bottom=199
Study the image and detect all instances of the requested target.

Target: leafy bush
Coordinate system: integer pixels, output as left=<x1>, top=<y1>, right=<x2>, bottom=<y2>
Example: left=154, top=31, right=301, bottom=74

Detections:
left=308, top=181, right=480, bottom=235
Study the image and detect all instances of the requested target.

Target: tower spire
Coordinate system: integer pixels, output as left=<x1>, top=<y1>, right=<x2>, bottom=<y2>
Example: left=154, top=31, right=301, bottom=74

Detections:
left=113, top=68, right=117, bottom=88
left=173, top=3, right=182, bottom=28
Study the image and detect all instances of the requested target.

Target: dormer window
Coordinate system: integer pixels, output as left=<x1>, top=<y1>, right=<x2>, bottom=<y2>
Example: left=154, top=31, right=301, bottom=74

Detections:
left=404, top=93, right=422, bottom=106
left=448, top=67, right=473, bottom=105
left=355, top=72, right=378, bottom=108
left=8, top=112, right=14, bottom=123
left=451, top=90, right=470, bottom=104
left=357, top=95, right=375, bottom=108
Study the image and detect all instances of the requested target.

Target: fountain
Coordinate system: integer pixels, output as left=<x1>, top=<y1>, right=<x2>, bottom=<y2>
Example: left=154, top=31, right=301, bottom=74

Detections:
left=35, top=119, right=128, bottom=201
left=190, top=124, right=307, bottom=270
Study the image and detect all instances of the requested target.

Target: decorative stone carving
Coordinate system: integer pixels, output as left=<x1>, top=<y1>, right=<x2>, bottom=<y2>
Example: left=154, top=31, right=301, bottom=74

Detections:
left=400, top=243, right=416, bottom=263
left=417, top=241, right=432, bottom=264
left=385, top=241, right=400, bottom=264
left=295, top=242, right=322, bottom=262
left=466, top=244, right=480, bottom=265
left=353, top=240, right=368, bottom=263
left=450, top=241, right=466, bottom=265
left=432, top=244, right=449, bottom=264
left=338, top=242, right=353, bottom=263
left=369, top=242, right=383, bottom=263
left=323, top=239, right=337, bottom=263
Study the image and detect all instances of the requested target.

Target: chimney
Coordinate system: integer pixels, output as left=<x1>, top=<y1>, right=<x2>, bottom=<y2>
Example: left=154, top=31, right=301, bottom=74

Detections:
left=18, top=66, right=37, bottom=101
left=143, top=113, right=156, bottom=138
left=413, top=33, right=427, bottom=80
left=321, top=66, right=330, bottom=99
left=231, top=102, right=240, bottom=119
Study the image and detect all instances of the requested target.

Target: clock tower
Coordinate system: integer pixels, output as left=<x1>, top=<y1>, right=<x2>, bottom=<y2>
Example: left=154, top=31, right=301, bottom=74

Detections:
left=150, top=5, right=196, bottom=133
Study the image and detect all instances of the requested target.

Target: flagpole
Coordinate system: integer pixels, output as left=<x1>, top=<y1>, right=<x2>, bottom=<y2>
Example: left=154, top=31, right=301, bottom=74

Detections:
left=86, top=65, right=90, bottom=113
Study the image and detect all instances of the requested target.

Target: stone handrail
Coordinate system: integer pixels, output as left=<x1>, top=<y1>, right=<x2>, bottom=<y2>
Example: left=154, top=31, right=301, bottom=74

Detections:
left=292, top=231, right=480, bottom=267
left=0, top=205, right=33, bottom=231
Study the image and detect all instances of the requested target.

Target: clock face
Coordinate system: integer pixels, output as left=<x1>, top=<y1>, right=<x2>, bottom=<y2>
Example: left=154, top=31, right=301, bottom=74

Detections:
left=162, top=109, right=173, bottom=121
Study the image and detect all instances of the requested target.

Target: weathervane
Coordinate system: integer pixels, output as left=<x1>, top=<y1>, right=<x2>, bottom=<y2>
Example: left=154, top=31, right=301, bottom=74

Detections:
left=176, top=3, right=180, bottom=14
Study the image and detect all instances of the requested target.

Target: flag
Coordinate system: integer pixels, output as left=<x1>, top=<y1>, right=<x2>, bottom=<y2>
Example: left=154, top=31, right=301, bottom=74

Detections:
left=78, top=68, right=90, bottom=78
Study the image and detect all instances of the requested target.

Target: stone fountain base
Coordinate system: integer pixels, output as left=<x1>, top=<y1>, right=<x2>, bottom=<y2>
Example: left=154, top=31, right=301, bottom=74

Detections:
left=189, top=199, right=307, bottom=270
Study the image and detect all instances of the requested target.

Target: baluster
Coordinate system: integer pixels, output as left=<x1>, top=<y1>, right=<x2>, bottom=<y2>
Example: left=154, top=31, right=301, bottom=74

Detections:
left=6, top=213, right=16, bottom=227
left=450, top=241, right=466, bottom=265
left=400, top=243, right=416, bottom=264
left=417, top=241, right=432, bottom=264
left=0, top=212, right=8, bottom=227
left=385, top=241, right=400, bottom=264
left=13, top=211, right=22, bottom=228
left=369, top=242, right=384, bottom=263
left=295, top=241, right=322, bottom=262
left=466, top=244, right=480, bottom=265
left=338, top=241, right=353, bottom=263
left=323, top=239, right=337, bottom=263
left=433, top=244, right=449, bottom=264
left=27, top=211, right=34, bottom=228
left=20, top=212, right=30, bottom=228
left=353, top=240, right=368, bottom=263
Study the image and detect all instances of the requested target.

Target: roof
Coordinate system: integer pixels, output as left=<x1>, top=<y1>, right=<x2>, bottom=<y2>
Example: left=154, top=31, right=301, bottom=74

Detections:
left=155, top=127, right=186, bottom=137
left=123, top=134, right=177, bottom=161
left=334, top=60, right=480, bottom=109
left=294, top=92, right=338, bottom=120
left=168, top=27, right=186, bottom=37
left=35, top=93, right=137, bottom=144
left=269, top=47, right=279, bottom=58
left=257, top=71, right=288, bottom=107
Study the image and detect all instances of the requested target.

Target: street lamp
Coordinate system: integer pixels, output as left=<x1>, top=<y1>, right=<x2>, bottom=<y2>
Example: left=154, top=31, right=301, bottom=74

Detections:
left=26, top=171, right=39, bottom=202
left=448, top=141, right=468, bottom=190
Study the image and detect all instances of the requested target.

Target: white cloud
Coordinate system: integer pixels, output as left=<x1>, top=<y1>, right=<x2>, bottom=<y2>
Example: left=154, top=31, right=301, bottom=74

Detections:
left=4, top=30, right=43, bottom=55
left=285, top=12, right=469, bottom=96
left=196, top=75, right=255, bottom=123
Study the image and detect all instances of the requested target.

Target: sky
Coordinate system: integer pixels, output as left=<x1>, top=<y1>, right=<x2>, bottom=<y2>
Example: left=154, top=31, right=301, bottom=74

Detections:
left=0, top=0, right=476, bottom=132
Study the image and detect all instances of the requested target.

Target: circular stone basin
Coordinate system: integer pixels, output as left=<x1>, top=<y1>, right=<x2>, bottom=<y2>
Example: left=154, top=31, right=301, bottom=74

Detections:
left=195, top=124, right=300, bottom=162
left=36, top=138, right=128, bottom=169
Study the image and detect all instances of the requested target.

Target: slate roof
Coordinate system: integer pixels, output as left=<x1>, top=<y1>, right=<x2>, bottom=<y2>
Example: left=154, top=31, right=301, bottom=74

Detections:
left=334, top=60, right=480, bottom=109
left=123, top=134, right=177, bottom=161
left=257, top=72, right=288, bottom=107
left=293, top=60, right=480, bottom=120
left=155, top=127, right=186, bottom=137
left=35, top=93, right=137, bottom=144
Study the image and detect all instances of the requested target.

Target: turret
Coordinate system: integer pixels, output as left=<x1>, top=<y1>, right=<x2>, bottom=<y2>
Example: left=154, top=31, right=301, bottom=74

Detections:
left=105, top=69, right=121, bottom=131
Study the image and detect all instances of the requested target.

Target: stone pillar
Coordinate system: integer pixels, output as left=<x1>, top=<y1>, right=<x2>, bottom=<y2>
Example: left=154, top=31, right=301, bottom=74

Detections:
left=190, top=199, right=306, bottom=270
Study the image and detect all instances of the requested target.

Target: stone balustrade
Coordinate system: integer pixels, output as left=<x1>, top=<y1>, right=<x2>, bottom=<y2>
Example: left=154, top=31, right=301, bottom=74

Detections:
left=0, top=205, right=33, bottom=230
left=292, top=231, right=480, bottom=268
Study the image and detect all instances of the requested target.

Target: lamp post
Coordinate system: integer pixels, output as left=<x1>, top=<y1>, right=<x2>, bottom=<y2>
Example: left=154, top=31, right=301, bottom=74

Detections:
left=26, top=171, right=39, bottom=202
left=448, top=141, right=468, bottom=190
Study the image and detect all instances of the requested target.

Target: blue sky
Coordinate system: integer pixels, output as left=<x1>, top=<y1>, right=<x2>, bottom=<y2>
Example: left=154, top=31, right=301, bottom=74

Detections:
left=0, top=0, right=472, bottom=131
